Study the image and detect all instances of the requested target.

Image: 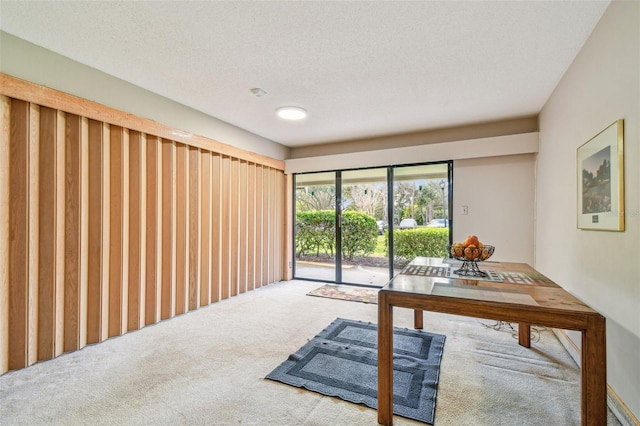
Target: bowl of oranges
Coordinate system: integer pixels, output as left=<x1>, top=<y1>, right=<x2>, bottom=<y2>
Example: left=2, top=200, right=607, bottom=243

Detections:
left=447, top=235, right=494, bottom=277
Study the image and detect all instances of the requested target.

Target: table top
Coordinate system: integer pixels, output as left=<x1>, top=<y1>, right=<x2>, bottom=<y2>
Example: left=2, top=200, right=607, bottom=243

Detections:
left=382, top=257, right=600, bottom=316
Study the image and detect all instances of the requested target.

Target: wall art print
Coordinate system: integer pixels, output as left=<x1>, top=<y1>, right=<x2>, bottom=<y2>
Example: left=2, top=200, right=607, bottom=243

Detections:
left=577, top=119, right=624, bottom=231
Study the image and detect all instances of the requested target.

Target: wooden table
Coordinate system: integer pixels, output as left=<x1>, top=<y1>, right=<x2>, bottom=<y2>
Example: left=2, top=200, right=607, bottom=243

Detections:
left=377, top=257, right=606, bottom=425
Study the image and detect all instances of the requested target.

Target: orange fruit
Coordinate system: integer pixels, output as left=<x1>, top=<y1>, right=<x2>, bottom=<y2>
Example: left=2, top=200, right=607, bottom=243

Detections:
left=463, top=235, right=479, bottom=248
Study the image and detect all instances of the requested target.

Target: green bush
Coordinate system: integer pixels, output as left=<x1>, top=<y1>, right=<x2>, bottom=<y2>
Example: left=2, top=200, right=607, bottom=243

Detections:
left=341, top=211, right=377, bottom=260
left=295, top=210, right=335, bottom=256
left=386, top=228, right=449, bottom=266
left=296, top=210, right=377, bottom=260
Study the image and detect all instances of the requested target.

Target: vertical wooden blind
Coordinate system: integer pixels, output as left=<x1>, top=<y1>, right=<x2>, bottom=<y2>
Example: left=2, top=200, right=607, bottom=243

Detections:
left=0, top=76, right=287, bottom=374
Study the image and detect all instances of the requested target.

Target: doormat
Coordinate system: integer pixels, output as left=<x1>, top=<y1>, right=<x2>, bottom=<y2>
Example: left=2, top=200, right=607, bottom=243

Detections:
left=307, top=284, right=379, bottom=304
left=265, top=318, right=445, bottom=424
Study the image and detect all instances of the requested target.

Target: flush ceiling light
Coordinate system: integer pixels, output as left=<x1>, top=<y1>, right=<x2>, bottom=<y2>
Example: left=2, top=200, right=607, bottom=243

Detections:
left=276, top=106, right=307, bottom=120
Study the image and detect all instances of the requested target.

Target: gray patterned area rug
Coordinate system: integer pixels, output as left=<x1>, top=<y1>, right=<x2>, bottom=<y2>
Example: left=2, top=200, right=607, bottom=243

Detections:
left=265, top=318, right=446, bottom=424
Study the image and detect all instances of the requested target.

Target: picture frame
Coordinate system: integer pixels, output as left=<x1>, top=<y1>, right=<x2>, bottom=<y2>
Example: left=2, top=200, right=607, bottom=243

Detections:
left=577, top=119, right=624, bottom=231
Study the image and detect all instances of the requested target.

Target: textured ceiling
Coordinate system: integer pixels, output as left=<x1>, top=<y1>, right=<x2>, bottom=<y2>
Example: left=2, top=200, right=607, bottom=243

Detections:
left=0, top=1, right=610, bottom=147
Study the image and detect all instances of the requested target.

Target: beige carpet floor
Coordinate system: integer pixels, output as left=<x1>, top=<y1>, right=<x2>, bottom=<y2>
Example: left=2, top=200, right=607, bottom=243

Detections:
left=0, top=280, right=622, bottom=425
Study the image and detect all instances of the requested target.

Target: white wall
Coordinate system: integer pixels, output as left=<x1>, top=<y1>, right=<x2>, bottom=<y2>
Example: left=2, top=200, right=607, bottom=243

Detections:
left=0, top=31, right=290, bottom=161
left=453, top=154, right=536, bottom=264
left=537, top=0, right=639, bottom=420
left=285, top=132, right=538, bottom=173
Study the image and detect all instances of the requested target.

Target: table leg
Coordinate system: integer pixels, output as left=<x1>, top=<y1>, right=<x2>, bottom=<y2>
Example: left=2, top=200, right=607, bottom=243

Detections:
left=378, top=293, right=394, bottom=426
left=518, top=323, right=531, bottom=348
left=581, top=316, right=606, bottom=426
left=414, top=309, right=423, bottom=329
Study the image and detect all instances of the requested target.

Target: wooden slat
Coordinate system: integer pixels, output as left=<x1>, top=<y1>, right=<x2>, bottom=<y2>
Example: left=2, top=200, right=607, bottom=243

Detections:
left=254, top=165, right=263, bottom=288
left=174, top=143, right=187, bottom=315
left=79, top=117, right=89, bottom=348
left=188, top=147, right=200, bottom=311
left=0, top=96, right=9, bottom=374
left=54, top=110, right=66, bottom=353
left=272, top=169, right=278, bottom=281
left=27, top=103, right=39, bottom=365
left=210, top=154, right=221, bottom=303
left=108, top=126, right=128, bottom=337
left=274, top=169, right=286, bottom=281
left=64, top=113, right=82, bottom=352
left=239, top=161, right=248, bottom=294
left=0, top=74, right=286, bottom=171
left=127, top=131, right=146, bottom=331
left=272, top=169, right=278, bottom=282
left=262, top=166, right=269, bottom=286
left=98, top=125, right=111, bottom=342
left=87, top=120, right=107, bottom=344
left=230, top=159, right=239, bottom=297
left=220, top=156, right=231, bottom=300
left=145, top=135, right=161, bottom=325
left=160, top=139, right=175, bottom=319
left=283, top=173, right=294, bottom=281
left=199, top=152, right=211, bottom=307
left=8, top=99, right=29, bottom=369
left=247, top=164, right=256, bottom=291
left=269, top=168, right=276, bottom=284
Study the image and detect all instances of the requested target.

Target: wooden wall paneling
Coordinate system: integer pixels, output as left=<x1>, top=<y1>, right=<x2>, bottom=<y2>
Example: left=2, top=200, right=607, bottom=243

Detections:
left=0, top=96, right=9, bottom=374
left=247, top=163, right=256, bottom=292
left=174, top=143, right=187, bottom=315
left=199, top=152, right=211, bottom=307
left=188, top=147, right=200, bottom=311
left=254, top=165, right=263, bottom=288
left=0, top=78, right=290, bottom=373
left=8, top=99, right=29, bottom=369
left=108, top=126, right=129, bottom=337
left=220, top=156, right=231, bottom=300
left=238, top=161, right=247, bottom=294
left=27, top=103, right=40, bottom=365
left=160, top=139, right=175, bottom=319
left=230, top=159, right=239, bottom=297
left=64, top=113, right=83, bottom=352
left=210, top=154, right=221, bottom=303
left=128, top=131, right=146, bottom=331
left=145, top=135, right=161, bottom=325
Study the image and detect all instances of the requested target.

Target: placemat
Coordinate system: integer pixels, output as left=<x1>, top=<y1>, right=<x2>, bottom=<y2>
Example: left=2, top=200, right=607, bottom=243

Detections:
left=402, top=265, right=504, bottom=282
left=402, top=264, right=554, bottom=285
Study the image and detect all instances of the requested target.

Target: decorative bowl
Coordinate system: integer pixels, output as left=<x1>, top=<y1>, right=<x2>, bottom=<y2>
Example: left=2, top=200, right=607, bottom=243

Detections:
left=448, top=244, right=494, bottom=262
left=447, top=244, right=495, bottom=277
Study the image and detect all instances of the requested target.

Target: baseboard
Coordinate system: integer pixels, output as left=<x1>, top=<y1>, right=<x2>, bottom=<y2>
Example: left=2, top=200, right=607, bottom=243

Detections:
left=608, top=385, right=640, bottom=426
left=553, top=329, right=639, bottom=426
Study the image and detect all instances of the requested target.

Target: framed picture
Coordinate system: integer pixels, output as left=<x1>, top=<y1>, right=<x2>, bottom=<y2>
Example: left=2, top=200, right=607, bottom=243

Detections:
left=577, top=119, right=624, bottom=231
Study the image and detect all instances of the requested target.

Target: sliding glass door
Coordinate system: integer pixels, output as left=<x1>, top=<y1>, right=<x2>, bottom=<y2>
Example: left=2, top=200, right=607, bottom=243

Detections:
left=294, top=172, right=337, bottom=281
left=392, top=163, right=450, bottom=274
left=341, top=168, right=389, bottom=286
left=294, top=162, right=451, bottom=286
